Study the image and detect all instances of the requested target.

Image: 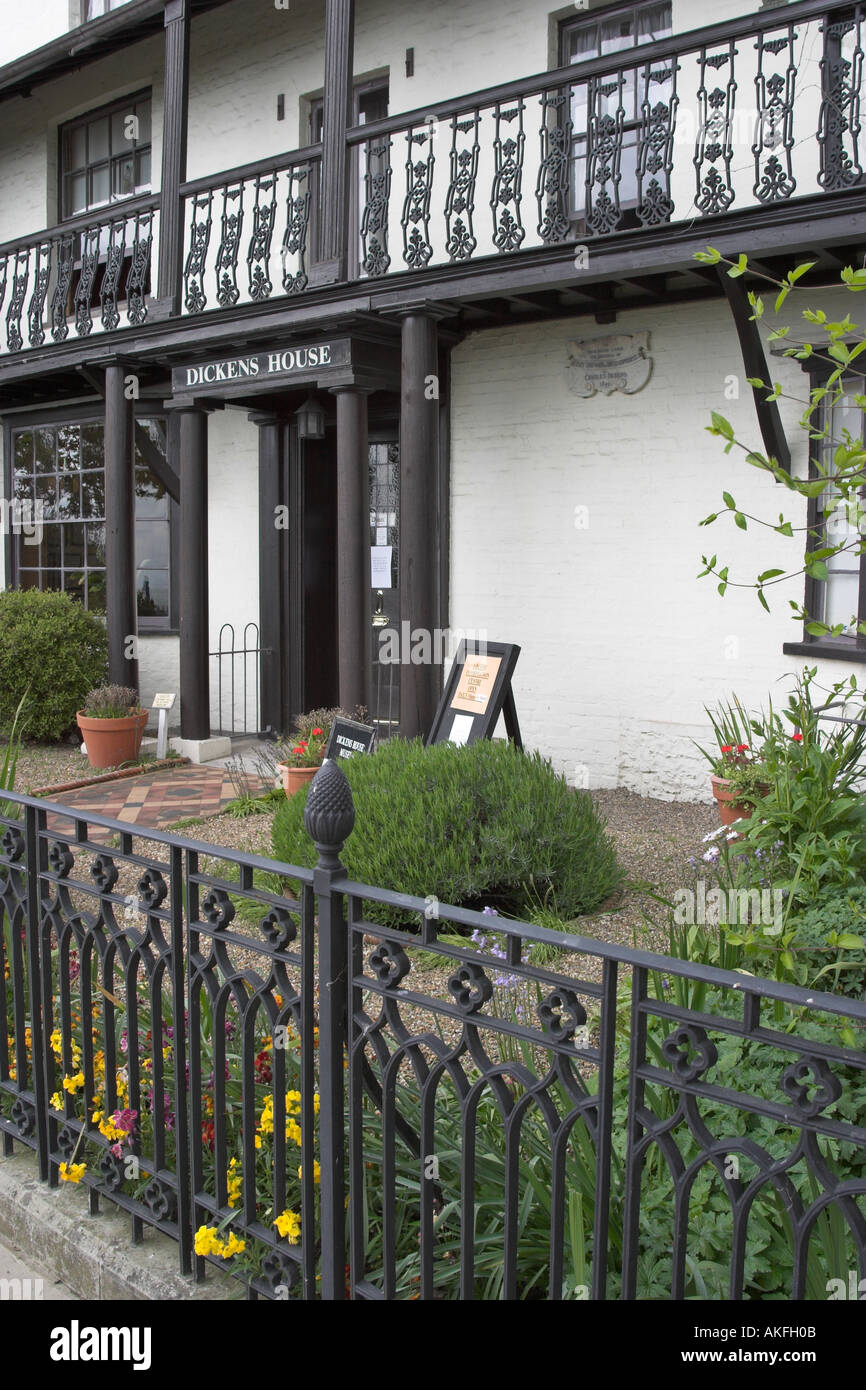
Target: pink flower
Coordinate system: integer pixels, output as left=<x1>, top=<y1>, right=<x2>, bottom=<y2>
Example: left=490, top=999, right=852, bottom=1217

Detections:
left=110, top=1142, right=123, bottom=1160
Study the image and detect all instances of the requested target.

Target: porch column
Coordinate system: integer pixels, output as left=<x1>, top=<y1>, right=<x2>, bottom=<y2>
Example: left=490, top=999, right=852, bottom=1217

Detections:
left=312, top=0, right=354, bottom=283
left=177, top=406, right=210, bottom=739
left=399, top=311, right=440, bottom=739
left=104, top=362, right=138, bottom=691
left=157, top=0, right=191, bottom=310
left=251, top=411, right=285, bottom=736
left=332, top=386, right=369, bottom=712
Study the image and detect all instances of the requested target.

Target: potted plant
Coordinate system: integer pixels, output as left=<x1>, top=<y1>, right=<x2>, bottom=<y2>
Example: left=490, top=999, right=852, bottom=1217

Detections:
left=275, top=712, right=331, bottom=797
left=697, top=698, right=770, bottom=826
left=77, top=685, right=148, bottom=771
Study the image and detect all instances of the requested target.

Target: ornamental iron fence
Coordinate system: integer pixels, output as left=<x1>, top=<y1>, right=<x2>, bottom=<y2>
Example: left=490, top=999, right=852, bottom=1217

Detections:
left=1, top=766, right=865, bottom=1300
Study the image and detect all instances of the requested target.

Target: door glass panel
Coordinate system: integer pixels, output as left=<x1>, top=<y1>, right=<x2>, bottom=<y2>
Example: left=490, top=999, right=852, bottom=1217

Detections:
left=369, top=441, right=400, bottom=736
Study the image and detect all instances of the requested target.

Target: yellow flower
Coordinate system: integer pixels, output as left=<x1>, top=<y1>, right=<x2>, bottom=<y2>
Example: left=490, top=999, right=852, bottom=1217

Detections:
left=313, top=1092, right=321, bottom=1116
left=59, top=1162, right=86, bottom=1184
left=93, top=1050, right=105, bottom=1077
left=49, top=1029, right=63, bottom=1058
left=285, top=1091, right=301, bottom=1116
left=273, top=1209, right=301, bottom=1244
left=221, top=1232, right=245, bottom=1258
left=285, top=1120, right=302, bottom=1147
left=254, top=1135, right=262, bottom=1150
left=50, top=1092, right=63, bottom=1111
left=62, top=1071, right=85, bottom=1094
left=298, top=1160, right=321, bottom=1185
left=258, top=1096, right=274, bottom=1136
left=227, top=1158, right=242, bottom=1209
left=194, top=1225, right=221, bottom=1257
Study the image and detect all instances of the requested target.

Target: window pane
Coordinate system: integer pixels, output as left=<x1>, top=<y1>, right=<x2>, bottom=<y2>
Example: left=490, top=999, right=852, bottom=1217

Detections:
left=135, top=100, right=151, bottom=146
left=64, top=125, right=87, bottom=170
left=90, top=163, right=110, bottom=206
left=80, top=472, right=105, bottom=519
left=64, top=523, right=85, bottom=567
left=57, top=475, right=80, bottom=519
left=43, top=529, right=63, bottom=568
left=65, top=173, right=88, bottom=216
left=42, top=569, right=62, bottom=592
left=824, top=572, right=859, bottom=630
left=35, top=477, right=57, bottom=520
left=89, top=117, right=110, bottom=162
left=137, top=569, right=169, bottom=618
left=35, top=429, right=55, bottom=474
left=57, top=425, right=80, bottom=471
left=85, top=523, right=106, bottom=566
left=136, top=522, right=169, bottom=568
left=13, top=472, right=31, bottom=501
left=135, top=150, right=151, bottom=190
left=13, top=432, right=33, bottom=475
left=87, top=571, right=107, bottom=613
left=81, top=424, right=103, bottom=470
left=18, top=571, right=40, bottom=591
left=114, top=156, right=135, bottom=198
left=64, top=571, right=86, bottom=604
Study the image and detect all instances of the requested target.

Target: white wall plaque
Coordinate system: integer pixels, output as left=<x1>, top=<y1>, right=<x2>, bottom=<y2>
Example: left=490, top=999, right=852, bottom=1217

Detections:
left=566, top=331, right=652, bottom=397
left=152, top=692, right=177, bottom=710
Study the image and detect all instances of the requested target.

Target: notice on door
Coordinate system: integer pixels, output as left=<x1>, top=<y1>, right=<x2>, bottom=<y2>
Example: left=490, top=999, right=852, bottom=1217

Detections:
left=450, top=654, right=502, bottom=715
left=370, top=545, right=393, bottom=588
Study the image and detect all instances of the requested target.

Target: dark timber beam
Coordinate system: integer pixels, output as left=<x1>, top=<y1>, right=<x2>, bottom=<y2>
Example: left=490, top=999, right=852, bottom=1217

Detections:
left=332, top=387, right=369, bottom=712
left=717, top=265, right=791, bottom=472
left=311, top=0, right=354, bottom=284
left=177, top=406, right=210, bottom=739
left=105, top=363, right=138, bottom=690
left=399, top=310, right=441, bottom=739
left=133, top=422, right=180, bottom=502
left=157, top=0, right=191, bottom=310
left=251, top=412, right=285, bottom=735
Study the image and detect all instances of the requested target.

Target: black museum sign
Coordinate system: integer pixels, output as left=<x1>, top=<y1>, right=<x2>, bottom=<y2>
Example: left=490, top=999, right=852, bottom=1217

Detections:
left=172, top=338, right=351, bottom=392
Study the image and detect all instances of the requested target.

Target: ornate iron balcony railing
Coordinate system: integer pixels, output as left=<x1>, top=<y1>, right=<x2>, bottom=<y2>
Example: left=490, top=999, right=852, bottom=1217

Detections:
left=349, top=0, right=864, bottom=278
left=0, top=193, right=158, bottom=356
left=0, top=0, right=863, bottom=358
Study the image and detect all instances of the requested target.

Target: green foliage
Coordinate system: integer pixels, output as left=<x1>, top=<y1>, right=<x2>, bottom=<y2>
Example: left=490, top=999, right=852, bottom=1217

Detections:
left=0, top=589, right=108, bottom=740
left=81, top=684, right=140, bottom=719
left=695, top=251, right=866, bottom=632
left=787, top=888, right=866, bottom=998
left=0, top=691, right=28, bottom=818
left=272, top=737, right=622, bottom=926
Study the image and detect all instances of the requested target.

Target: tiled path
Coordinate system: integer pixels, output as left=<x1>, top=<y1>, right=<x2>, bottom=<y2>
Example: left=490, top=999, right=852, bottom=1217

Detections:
left=41, top=764, right=264, bottom=842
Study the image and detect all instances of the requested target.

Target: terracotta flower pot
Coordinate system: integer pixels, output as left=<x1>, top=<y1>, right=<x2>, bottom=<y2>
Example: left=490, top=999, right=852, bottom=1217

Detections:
left=276, top=763, right=321, bottom=797
left=77, top=710, right=148, bottom=771
left=710, top=774, right=770, bottom=827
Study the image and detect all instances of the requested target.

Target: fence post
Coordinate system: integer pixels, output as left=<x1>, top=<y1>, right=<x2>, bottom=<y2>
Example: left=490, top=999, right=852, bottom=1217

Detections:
left=304, top=759, right=355, bottom=1300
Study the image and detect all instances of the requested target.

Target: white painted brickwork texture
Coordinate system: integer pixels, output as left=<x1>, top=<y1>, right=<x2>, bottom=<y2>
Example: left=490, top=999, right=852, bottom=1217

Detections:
left=449, top=296, right=863, bottom=802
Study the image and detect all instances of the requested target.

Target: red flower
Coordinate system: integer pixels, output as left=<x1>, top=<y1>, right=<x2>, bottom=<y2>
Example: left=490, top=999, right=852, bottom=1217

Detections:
left=720, top=745, right=732, bottom=754
left=736, top=743, right=749, bottom=752
left=292, top=745, right=304, bottom=754
left=254, top=1050, right=272, bottom=1084
left=311, top=728, right=323, bottom=736
left=201, top=1121, right=215, bottom=1151
left=792, top=732, right=803, bottom=742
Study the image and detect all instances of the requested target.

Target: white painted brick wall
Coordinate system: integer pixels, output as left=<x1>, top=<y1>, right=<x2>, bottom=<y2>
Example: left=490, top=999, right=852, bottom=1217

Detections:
left=449, top=292, right=866, bottom=802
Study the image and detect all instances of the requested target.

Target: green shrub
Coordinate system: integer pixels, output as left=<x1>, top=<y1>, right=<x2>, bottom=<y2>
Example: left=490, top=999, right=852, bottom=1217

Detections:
left=789, top=889, right=866, bottom=998
left=272, top=737, right=622, bottom=927
left=0, top=589, right=108, bottom=740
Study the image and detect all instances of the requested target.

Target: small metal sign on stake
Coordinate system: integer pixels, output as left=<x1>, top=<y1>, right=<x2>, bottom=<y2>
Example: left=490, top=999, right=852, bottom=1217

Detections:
left=151, top=692, right=177, bottom=760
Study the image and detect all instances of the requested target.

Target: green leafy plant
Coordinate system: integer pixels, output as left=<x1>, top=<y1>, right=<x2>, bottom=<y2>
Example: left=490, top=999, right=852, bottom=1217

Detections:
left=272, top=737, right=623, bottom=927
left=0, top=589, right=108, bottom=740
left=80, top=685, right=141, bottom=719
left=0, top=691, right=28, bottom=818
left=694, top=249, right=866, bottom=633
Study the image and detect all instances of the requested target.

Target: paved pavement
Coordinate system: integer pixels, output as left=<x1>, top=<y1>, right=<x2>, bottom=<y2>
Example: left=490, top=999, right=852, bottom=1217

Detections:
left=0, top=1233, right=78, bottom=1301
left=39, top=762, right=268, bottom=841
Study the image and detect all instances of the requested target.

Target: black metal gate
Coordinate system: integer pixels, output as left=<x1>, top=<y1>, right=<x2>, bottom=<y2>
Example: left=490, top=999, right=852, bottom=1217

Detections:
left=210, top=621, right=261, bottom=735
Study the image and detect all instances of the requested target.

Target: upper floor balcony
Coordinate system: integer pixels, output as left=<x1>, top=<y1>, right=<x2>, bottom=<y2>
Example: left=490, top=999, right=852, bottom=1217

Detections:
left=0, top=0, right=863, bottom=363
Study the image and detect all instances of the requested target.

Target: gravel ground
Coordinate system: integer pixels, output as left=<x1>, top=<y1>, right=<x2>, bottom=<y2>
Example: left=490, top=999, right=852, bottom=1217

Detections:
left=11, top=740, right=90, bottom=794
left=36, top=784, right=719, bottom=1068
